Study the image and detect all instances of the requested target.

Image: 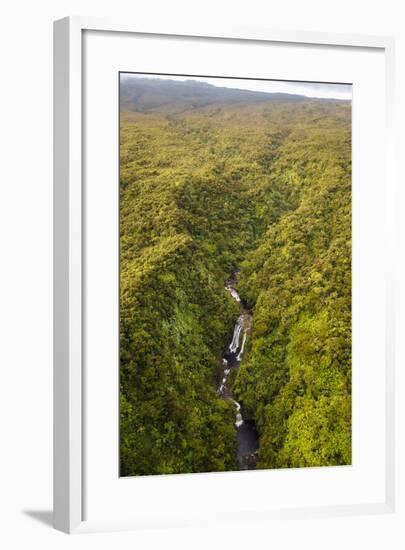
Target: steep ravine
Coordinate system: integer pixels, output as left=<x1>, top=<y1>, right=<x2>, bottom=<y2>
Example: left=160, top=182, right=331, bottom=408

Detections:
left=217, top=272, right=259, bottom=470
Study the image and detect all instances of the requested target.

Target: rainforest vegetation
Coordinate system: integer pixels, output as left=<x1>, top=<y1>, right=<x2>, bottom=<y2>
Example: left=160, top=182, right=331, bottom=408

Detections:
left=119, top=76, right=352, bottom=476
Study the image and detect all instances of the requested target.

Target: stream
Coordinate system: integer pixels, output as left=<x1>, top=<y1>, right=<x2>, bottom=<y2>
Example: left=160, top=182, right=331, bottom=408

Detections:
left=217, top=272, right=259, bottom=470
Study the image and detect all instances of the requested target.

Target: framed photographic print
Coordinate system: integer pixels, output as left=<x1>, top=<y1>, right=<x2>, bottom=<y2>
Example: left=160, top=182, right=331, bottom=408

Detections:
left=54, top=17, right=396, bottom=533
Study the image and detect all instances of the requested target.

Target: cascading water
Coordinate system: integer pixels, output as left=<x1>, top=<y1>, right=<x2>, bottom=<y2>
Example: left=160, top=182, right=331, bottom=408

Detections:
left=234, top=400, right=244, bottom=428
left=236, top=332, right=247, bottom=361
left=217, top=301, right=247, bottom=429
left=229, top=317, right=243, bottom=353
left=225, top=285, right=241, bottom=302
left=216, top=272, right=258, bottom=469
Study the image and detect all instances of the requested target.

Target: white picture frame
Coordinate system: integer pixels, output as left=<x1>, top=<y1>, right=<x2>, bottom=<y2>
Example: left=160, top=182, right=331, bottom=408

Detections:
left=53, top=16, right=396, bottom=534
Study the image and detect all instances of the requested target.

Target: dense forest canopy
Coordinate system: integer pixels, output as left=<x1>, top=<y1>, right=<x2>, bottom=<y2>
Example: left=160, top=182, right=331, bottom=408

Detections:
left=120, top=76, right=351, bottom=476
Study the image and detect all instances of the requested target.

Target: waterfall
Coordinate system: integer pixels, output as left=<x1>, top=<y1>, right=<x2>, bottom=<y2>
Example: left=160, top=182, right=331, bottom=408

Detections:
left=236, top=332, right=247, bottom=361
left=218, top=272, right=258, bottom=469
left=229, top=317, right=242, bottom=353
left=220, top=276, right=252, bottom=433
left=225, top=285, right=241, bottom=302
left=233, top=400, right=244, bottom=428
left=235, top=413, right=244, bottom=428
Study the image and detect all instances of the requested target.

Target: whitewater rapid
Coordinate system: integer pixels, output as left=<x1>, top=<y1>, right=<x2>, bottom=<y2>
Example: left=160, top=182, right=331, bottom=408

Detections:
left=217, top=273, right=258, bottom=470
left=217, top=286, right=249, bottom=428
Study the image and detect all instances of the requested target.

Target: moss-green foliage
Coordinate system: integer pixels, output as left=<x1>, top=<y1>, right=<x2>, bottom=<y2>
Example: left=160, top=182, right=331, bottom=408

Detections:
left=120, top=88, right=351, bottom=475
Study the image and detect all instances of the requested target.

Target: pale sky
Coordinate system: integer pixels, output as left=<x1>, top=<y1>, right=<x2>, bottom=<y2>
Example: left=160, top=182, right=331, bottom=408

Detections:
left=121, top=73, right=352, bottom=101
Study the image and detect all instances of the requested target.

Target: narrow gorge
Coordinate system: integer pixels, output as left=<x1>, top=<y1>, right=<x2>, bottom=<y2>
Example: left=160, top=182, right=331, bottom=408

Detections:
left=217, top=272, right=258, bottom=470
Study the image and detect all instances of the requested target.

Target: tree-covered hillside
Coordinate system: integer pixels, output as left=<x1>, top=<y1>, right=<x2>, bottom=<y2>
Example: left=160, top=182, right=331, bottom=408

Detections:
left=120, top=75, right=309, bottom=113
left=120, top=77, right=351, bottom=476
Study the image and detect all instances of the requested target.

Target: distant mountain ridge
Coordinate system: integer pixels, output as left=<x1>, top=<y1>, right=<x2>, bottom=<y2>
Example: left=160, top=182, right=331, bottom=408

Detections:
left=120, top=76, right=344, bottom=113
